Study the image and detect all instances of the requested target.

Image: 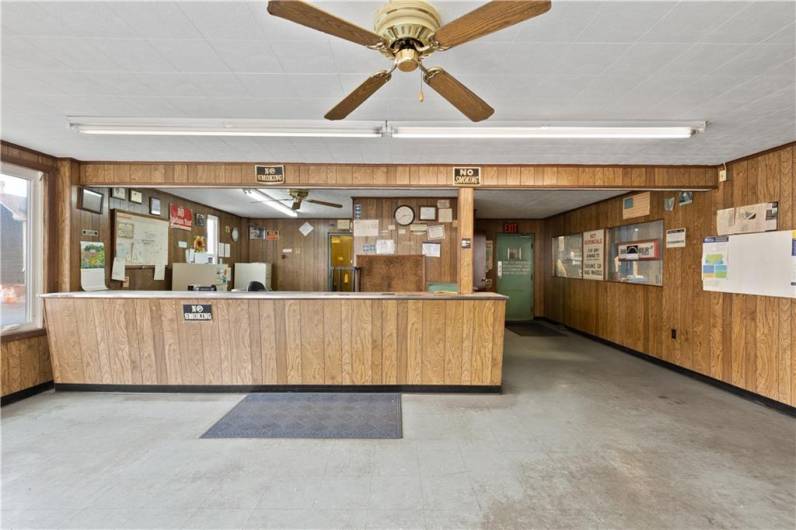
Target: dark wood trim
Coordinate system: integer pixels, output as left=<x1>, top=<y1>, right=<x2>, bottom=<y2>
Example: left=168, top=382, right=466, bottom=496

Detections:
left=1, top=381, right=53, bottom=406
left=0, top=328, right=46, bottom=342
left=537, top=318, right=796, bottom=418
left=54, top=383, right=502, bottom=394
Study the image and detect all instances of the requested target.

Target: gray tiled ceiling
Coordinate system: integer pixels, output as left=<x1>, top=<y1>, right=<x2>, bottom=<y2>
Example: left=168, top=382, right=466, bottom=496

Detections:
left=1, top=1, right=794, bottom=165
left=163, top=187, right=626, bottom=219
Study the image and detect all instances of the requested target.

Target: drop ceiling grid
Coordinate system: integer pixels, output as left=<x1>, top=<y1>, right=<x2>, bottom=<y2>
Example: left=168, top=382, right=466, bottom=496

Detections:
left=0, top=1, right=794, bottom=163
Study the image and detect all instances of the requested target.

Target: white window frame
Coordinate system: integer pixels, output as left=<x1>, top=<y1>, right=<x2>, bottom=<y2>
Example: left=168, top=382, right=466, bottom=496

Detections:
left=206, top=214, right=220, bottom=262
left=1, top=163, right=44, bottom=334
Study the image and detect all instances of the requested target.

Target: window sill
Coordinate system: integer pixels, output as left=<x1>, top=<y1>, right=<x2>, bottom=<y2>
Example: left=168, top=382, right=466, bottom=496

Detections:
left=1, top=328, right=46, bottom=342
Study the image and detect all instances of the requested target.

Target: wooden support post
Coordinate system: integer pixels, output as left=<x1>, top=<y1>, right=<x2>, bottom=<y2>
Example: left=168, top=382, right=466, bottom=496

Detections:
left=55, top=159, right=74, bottom=292
left=458, top=187, right=474, bottom=294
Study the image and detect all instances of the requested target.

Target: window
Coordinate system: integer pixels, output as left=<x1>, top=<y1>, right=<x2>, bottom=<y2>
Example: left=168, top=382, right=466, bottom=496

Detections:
left=607, top=220, right=664, bottom=286
left=1, top=164, right=44, bottom=333
left=553, top=234, right=583, bottom=278
left=206, top=214, right=219, bottom=262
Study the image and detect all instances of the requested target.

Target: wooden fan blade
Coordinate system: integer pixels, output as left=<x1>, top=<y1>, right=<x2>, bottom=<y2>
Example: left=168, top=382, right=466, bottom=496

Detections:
left=423, top=67, right=494, bottom=122
left=307, top=199, right=344, bottom=208
left=433, top=0, right=551, bottom=49
left=325, top=71, right=392, bottom=120
left=267, top=1, right=384, bottom=48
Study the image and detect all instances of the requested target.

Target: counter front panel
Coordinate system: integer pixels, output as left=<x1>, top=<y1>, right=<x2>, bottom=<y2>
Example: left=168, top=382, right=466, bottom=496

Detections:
left=43, top=293, right=506, bottom=389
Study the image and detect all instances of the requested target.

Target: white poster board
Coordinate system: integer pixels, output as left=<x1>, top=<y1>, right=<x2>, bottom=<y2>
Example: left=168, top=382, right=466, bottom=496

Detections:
left=702, top=230, right=796, bottom=299
left=114, top=210, right=169, bottom=267
left=582, top=229, right=605, bottom=280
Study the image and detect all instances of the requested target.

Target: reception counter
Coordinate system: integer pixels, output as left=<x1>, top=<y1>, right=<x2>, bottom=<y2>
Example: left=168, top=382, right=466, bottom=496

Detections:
left=42, top=291, right=506, bottom=391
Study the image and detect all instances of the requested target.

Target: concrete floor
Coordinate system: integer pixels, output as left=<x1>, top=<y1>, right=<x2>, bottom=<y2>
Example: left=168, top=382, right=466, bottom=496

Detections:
left=2, top=325, right=794, bottom=529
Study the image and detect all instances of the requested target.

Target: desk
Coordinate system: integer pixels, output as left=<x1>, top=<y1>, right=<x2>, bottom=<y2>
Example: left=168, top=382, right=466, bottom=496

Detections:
left=42, top=291, right=506, bottom=391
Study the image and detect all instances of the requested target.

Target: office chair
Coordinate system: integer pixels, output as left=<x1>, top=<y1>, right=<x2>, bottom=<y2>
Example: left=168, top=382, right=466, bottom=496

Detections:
left=247, top=281, right=267, bottom=292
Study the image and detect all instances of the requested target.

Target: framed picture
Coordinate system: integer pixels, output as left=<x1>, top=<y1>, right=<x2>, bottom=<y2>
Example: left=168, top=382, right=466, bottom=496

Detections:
left=111, top=187, right=127, bottom=200
left=129, top=190, right=143, bottom=204
left=150, top=197, right=161, bottom=216
left=679, top=191, right=693, bottom=206
left=419, top=206, right=436, bottom=221
left=79, top=187, right=104, bottom=214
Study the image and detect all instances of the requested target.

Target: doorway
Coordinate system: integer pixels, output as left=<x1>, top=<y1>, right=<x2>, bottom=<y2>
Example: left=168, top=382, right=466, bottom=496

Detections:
left=328, top=233, right=354, bottom=291
left=496, top=233, right=534, bottom=321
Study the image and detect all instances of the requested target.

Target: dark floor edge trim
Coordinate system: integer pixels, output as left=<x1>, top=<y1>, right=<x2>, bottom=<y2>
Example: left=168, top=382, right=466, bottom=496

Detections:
left=54, top=383, right=502, bottom=394
left=537, top=318, right=796, bottom=418
left=1, top=381, right=54, bottom=407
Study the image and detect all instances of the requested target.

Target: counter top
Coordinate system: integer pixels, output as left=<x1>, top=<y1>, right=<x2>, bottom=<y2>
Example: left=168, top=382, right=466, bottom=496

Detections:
left=41, top=290, right=507, bottom=301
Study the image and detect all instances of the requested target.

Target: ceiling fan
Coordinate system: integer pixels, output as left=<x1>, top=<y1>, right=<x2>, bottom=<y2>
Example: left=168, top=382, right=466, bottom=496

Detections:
left=246, top=189, right=344, bottom=210
left=267, top=0, right=552, bottom=122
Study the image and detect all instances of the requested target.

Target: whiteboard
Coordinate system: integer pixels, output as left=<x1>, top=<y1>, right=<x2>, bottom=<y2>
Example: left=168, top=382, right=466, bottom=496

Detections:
left=703, top=229, right=796, bottom=299
left=114, top=210, right=169, bottom=267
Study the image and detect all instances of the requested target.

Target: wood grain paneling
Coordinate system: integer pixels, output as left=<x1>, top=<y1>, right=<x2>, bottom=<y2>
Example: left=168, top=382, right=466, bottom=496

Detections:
left=0, top=335, right=52, bottom=397
left=541, top=143, right=796, bottom=406
left=44, top=296, right=505, bottom=387
left=247, top=218, right=337, bottom=291
left=352, top=197, right=459, bottom=285
left=70, top=187, right=247, bottom=291
left=80, top=161, right=717, bottom=190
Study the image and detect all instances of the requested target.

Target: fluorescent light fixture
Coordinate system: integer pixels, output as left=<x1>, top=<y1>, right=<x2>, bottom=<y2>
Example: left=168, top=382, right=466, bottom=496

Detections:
left=389, top=122, right=706, bottom=139
left=245, top=189, right=298, bottom=218
left=68, top=118, right=384, bottom=138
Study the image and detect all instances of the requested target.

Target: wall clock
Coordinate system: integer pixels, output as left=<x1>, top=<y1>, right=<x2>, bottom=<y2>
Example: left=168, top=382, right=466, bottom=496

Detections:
left=231, top=227, right=240, bottom=242
left=394, top=205, right=415, bottom=226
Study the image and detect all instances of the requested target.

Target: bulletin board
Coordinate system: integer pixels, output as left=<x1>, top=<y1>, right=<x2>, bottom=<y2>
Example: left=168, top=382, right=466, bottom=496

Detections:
left=702, top=229, right=796, bottom=299
left=113, top=210, right=170, bottom=267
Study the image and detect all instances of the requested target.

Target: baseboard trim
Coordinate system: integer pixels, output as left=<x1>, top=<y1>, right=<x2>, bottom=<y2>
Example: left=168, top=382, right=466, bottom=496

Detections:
left=1, top=381, right=54, bottom=407
left=54, top=383, right=502, bottom=394
left=537, top=317, right=796, bottom=418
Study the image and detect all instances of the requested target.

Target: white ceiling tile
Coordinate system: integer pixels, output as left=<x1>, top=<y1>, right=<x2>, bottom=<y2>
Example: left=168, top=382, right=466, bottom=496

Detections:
left=148, top=39, right=231, bottom=73
left=703, top=1, right=796, bottom=43
left=177, top=2, right=268, bottom=40
left=1, top=1, right=794, bottom=165
left=576, top=1, right=675, bottom=43
left=23, top=37, right=120, bottom=71
left=208, top=40, right=283, bottom=73
left=106, top=2, right=202, bottom=39
left=640, top=1, right=750, bottom=43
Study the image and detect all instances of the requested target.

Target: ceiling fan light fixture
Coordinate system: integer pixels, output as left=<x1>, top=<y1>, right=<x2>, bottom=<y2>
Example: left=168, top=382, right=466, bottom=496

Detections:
left=69, top=118, right=385, bottom=139
left=389, top=123, right=706, bottom=140
left=246, top=189, right=299, bottom=218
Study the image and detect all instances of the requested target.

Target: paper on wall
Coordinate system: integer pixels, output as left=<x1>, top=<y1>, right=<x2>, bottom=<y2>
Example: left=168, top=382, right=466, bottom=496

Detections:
left=437, top=199, right=450, bottom=209
left=582, top=229, right=605, bottom=280
left=427, top=225, right=445, bottom=240
left=353, top=219, right=379, bottom=237
left=701, top=236, right=729, bottom=288
left=111, top=257, right=126, bottom=282
left=80, top=269, right=107, bottom=291
left=299, top=222, right=314, bottom=236
left=337, top=219, right=351, bottom=230
left=376, top=239, right=396, bottom=255
left=422, top=242, right=441, bottom=258
left=485, top=240, right=494, bottom=272
left=153, top=263, right=166, bottom=281
left=666, top=228, right=687, bottom=248
left=438, top=208, right=453, bottom=223
left=716, top=208, right=735, bottom=235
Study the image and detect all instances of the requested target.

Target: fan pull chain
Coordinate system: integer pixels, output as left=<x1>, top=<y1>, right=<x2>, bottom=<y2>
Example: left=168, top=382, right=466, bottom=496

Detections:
left=418, top=70, right=425, bottom=103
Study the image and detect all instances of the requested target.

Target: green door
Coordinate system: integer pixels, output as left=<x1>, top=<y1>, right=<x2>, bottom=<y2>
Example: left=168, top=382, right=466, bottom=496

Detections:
left=496, top=233, right=533, bottom=321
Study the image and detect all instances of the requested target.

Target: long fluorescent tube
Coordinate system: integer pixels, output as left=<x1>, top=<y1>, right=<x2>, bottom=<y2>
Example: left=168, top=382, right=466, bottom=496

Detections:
left=389, top=125, right=702, bottom=140
left=68, top=118, right=384, bottom=138
left=246, top=189, right=298, bottom=218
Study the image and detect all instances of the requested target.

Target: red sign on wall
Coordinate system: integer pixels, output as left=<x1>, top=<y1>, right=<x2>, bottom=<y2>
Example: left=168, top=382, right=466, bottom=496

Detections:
left=503, top=223, right=519, bottom=233
left=169, top=204, right=193, bottom=231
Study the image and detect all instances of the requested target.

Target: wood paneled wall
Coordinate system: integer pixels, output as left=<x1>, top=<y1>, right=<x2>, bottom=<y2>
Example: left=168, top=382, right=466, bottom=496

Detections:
left=44, top=296, right=505, bottom=387
left=353, top=197, right=459, bottom=285
left=475, top=220, right=546, bottom=316
left=71, top=188, right=247, bottom=291
left=1, top=141, right=59, bottom=397
left=542, top=143, right=795, bottom=406
left=247, top=219, right=338, bottom=291
left=80, top=161, right=717, bottom=189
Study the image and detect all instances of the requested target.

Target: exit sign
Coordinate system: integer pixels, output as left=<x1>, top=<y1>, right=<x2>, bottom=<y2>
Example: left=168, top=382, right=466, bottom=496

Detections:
left=503, top=223, right=519, bottom=233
